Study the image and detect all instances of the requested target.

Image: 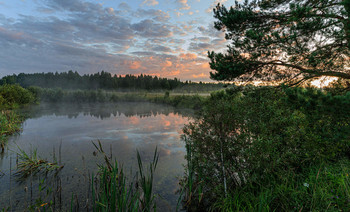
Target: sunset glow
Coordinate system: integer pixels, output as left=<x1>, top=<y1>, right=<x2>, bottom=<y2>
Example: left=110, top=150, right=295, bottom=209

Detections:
left=0, top=0, right=230, bottom=82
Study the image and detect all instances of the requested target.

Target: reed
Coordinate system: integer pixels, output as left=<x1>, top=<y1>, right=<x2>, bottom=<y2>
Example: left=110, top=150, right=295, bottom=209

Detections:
left=92, top=140, right=159, bottom=212
left=92, top=160, right=140, bottom=212
left=15, top=147, right=64, bottom=179
left=137, top=147, right=159, bottom=212
left=177, top=139, right=203, bottom=211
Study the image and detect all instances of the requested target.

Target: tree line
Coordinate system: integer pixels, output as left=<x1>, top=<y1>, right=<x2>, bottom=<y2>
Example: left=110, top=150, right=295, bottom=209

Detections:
left=0, top=71, right=185, bottom=90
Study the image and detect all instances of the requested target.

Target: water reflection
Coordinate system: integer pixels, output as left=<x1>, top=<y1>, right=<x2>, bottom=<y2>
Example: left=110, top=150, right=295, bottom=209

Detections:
left=21, top=102, right=194, bottom=120
left=0, top=102, right=192, bottom=211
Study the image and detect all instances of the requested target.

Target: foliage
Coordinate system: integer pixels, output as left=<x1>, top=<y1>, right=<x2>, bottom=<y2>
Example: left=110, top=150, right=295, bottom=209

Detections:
left=0, top=84, right=35, bottom=152
left=208, top=0, right=350, bottom=84
left=180, top=86, right=350, bottom=210
left=0, top=84, right=35, bottom=109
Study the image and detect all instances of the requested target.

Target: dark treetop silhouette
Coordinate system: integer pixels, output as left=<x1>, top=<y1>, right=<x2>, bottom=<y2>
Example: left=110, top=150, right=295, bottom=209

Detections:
left=208, top=0, right=350, bottom=85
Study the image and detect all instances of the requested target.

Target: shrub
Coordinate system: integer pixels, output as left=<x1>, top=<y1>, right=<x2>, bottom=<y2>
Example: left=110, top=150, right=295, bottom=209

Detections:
left=0, top=84, right=35, bottom=109
left=180, top=86, right=350, bottom=210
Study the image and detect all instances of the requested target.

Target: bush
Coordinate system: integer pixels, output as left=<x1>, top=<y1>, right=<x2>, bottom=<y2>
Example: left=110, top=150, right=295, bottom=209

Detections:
left=0, top=84, right=35, bottom=109
left=180, top=86, right=350, bottom=210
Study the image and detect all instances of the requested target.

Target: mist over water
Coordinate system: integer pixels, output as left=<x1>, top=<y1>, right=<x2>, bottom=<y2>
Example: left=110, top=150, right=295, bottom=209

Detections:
left=0, top=102, right=192, bottom=210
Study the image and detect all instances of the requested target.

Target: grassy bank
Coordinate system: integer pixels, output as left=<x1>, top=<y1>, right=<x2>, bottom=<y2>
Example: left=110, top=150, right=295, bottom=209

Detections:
left=0, top=110, right=22, bottom=151
left=179, top=85, right=350, bottom=211
left=0, top=84, right=36, bottom=151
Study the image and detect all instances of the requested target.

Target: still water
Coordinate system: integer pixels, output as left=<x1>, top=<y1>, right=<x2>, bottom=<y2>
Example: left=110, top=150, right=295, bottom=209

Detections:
left=0, top=102, right=192, bottom=211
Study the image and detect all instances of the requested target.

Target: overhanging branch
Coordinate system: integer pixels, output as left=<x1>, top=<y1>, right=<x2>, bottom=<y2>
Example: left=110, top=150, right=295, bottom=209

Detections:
left=262, top=61, right=350, bottom=79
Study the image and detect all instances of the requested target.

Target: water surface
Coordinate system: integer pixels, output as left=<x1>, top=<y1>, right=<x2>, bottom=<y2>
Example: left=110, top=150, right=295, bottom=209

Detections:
left=0, top=102, right=192, bottom=210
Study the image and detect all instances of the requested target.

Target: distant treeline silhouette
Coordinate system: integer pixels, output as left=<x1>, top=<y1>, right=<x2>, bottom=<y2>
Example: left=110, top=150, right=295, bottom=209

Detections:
left=0, top=71, right=186, bottom=90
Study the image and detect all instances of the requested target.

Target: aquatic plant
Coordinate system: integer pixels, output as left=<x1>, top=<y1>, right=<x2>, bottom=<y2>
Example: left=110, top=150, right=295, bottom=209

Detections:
left=137, top=147, right=159, bottom=212
left=15, top=147, right=64, bottom=179
left=92, top=160, right=140, bottom=212
left=92, top=140, right=159, bottom=212
left=177, top=140, right=203, bottom=211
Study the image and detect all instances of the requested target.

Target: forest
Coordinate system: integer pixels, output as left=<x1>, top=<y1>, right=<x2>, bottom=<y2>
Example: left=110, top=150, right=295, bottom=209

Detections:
left=0, top=71, right=182, bottom=90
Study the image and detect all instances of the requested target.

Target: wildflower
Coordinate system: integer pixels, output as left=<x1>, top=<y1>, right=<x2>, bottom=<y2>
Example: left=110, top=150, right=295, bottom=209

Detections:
left=40, top=203, right=48, bottom=207
left=303, top=182, right=309, bottom=188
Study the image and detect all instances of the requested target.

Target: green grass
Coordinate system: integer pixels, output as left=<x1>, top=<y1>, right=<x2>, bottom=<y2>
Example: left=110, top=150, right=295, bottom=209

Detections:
left=187, top=160, right=350, bottom=212
left=0, top=110, right=22, bottom=151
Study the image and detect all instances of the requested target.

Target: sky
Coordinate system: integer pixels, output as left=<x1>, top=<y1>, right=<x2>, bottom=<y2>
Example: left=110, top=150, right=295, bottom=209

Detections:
left=0, top=0, right=231, bottom=81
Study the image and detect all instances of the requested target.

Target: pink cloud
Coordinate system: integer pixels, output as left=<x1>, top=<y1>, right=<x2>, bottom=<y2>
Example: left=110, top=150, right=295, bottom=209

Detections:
left=192, top=73, right=207, bottom=78
left=127, top=61, right=141, bottom=70
left=179, top=53, right=197, bottom=60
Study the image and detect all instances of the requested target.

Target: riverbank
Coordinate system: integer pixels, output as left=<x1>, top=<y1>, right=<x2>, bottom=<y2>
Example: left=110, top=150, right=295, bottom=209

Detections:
left=0, top=84, right=36, bottom=151
left=29, top=87, right=209, bottom=110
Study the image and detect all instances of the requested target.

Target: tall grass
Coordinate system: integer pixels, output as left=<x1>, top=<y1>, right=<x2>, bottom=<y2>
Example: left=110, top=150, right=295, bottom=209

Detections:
left=0, top=111, right=22, bottom=152
left=177, top=139, right=204, bottom=211
left=137, top=147, right=159, bottom=211
left=92, top=161, right=140, bottom=212
left=208, top=161, right=350, bottom=211
left=92, top=141, right=159, bottom=212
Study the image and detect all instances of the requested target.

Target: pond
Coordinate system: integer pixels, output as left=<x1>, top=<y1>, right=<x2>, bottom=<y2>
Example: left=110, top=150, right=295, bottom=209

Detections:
left=0, top=102, right=192, bottom=211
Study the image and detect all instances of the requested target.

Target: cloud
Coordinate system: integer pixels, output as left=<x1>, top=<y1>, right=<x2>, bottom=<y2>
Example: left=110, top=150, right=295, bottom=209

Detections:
left=182, top=25, right=194, bottom=33
left=192, top=73, right=207, bottom=78
left=141, top=0, right=159, bottom=6
left=46, top=0, right=95, bottom=13
left=206, top=0, right=228, bottom=13
left=198, top=24, right=225, bottom=38
left=191, top=36, right=211, bottom=42
left=152, top=45, right=173, bottom=53
left=188, top=42, right=213, bottom=53
left=162, top=60, right=173, bottom=68
left=135, top=9, right=170, bottom=22
left=106, top=7, right=115, bottom=15
left=128, top=61, right=142, bottom=70
left=0, top=0, right=220, bottom=82
left=174, top=11, right=183, bottom=17
left=211, top=38, right=227, bottom=45
left=118, top=2, right=131, bottom=11
left=0, top=27, right=42, bottom=47
left=175, top=0, right=190, bottom=10
left=132, top=19, right=172, bottom=38
left=201, top=63, right=210, bottom=68
left=179, top=53, right=197, bottom=60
